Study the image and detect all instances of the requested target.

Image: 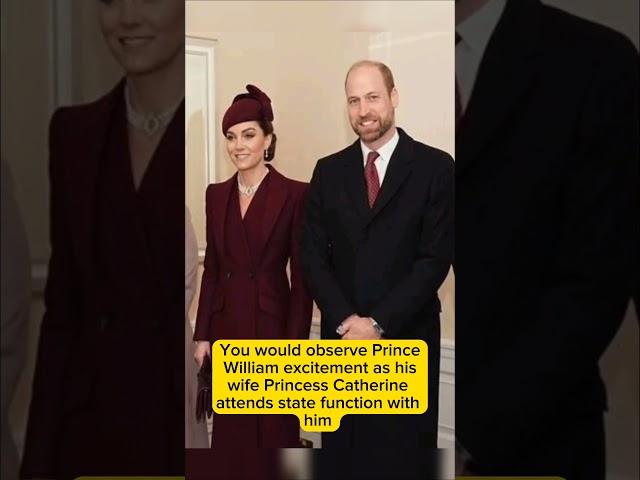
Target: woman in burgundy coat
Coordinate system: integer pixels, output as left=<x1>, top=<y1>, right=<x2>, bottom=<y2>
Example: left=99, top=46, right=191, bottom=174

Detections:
left=20, top=1, right=185, bottom=478
left=193, top=85, right=313, bottom=448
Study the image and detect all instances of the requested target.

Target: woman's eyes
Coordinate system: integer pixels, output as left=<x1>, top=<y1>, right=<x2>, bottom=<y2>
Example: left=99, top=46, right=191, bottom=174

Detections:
left=226, top=134, right=255, bottom=140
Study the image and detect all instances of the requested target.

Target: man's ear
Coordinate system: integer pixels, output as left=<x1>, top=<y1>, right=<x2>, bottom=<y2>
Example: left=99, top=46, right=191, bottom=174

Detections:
left=391, top=88, right=399, bottom=108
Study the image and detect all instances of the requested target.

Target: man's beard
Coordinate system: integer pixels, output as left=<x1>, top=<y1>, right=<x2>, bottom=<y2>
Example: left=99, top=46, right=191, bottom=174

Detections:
left=352, top=113, right=394, bottom=143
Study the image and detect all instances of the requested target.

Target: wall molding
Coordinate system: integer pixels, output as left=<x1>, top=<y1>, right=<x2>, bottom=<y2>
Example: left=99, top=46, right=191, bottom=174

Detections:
left=439, top=340, right=455, bottom=448
left=49, top=0, right=73, bottom=110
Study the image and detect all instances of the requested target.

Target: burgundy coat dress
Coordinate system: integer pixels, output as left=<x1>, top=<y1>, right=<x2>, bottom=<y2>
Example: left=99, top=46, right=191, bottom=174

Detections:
left=193, top=165, right=313, bottom=448
left=20, top=81, right=184, bottom=479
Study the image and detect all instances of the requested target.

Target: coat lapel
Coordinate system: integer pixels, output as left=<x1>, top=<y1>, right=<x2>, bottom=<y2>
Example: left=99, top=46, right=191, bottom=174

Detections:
left=341, top=129, right=415, bottom=226
left=211, top=175, right=235, bottom=262
left=456, top=0, right=541, bottom=176
left=258, top=166, right=289, bottom=262
left=68, top=80, right=124, bottom=287
left=366, top=128, right=414, bottom=224
left=342, top=140, right=370, bottom=222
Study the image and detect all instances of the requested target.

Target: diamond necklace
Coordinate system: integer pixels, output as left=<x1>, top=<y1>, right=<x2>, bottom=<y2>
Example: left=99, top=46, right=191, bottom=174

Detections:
left=238, top=169, right=269, bottom=197
left=124, top=85, right=182, bottom=136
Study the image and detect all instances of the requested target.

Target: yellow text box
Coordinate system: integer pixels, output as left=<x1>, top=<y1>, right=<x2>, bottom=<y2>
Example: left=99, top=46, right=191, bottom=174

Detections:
left=212, top=340, right=428, bottom=432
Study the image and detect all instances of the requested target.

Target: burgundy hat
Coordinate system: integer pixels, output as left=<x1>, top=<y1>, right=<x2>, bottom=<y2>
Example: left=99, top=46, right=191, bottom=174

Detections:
left=222, top=84, right=274, bottom=134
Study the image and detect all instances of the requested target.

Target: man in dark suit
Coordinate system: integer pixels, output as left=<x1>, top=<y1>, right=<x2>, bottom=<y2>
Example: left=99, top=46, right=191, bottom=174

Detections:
left=301, top=60, right=454, bottom=477
left=455, top=0, right=639, bottom=478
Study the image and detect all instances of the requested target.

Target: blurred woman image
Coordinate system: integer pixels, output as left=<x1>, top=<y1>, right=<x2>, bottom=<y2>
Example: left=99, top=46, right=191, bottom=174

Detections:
left=185, top=206, right=209, bottom=448
left=193, top=84, right=313, bottom=448
left=20, top=0, right=185, bottom=478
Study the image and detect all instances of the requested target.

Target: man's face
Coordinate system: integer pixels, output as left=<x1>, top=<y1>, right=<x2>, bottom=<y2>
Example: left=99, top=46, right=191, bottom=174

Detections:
left=345, top=65, right=398, bottom=144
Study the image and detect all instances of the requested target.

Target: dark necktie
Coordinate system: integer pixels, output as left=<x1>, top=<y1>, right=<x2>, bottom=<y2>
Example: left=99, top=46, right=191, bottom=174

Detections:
left=455, top=32, right=463, bottom=128
left=365, top=151, right=380, bottom=208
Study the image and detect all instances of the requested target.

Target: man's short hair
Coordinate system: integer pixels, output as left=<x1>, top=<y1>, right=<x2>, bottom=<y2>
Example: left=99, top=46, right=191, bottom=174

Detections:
left=345, top=60, right=396, bottom=94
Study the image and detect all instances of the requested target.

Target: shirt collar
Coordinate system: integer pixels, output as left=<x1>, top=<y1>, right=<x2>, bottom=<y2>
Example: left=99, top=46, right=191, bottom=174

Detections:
left=456, top=0, right=506, bottom=55
left=360, top=128, right=400, bottom=164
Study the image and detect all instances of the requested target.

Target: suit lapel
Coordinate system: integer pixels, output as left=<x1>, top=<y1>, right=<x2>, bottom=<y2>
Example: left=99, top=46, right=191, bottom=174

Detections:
left=367, top=128, right=413, bottom=224
left=343, top=140, right=370, bottom=221
left=258, top=166, right=288, bottom=263
left=456, top=0, right=541, bottom=176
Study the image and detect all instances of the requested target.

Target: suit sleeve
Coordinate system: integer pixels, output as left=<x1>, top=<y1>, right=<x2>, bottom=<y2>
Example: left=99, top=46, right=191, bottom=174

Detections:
left=457, top=36, right=639, bottom=469
left=193, top=185, right=218, bottom=341
left=287, top=184, right=314, bottom=339
left=370, top=153, right=454, bottom=338
left=300, top=161, right=356, bottom=331
left=20, top=109, right=77, bottom=479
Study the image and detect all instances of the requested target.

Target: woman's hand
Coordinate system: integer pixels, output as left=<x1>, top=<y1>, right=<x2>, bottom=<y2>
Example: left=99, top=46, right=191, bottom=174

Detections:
left=194, top=341, right=211, bottom=368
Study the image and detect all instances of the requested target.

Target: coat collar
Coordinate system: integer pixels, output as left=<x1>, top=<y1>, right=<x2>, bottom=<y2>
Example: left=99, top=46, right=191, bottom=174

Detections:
left=69, top=79, right=125, bottom=286
left=343, top=127, right=415, bottom=225
left=259, top=165, right=289, bottom=261
left=68, top=79, right=186, bottom=293
left=211, top=164, right=290, bottom=265
left=456, top=0, right=542, bottom=176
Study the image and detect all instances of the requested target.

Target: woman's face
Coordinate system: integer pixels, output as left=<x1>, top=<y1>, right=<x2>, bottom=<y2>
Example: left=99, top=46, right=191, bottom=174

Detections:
left=225, top=121, right=272, bottom=173
left=99, top=0, right=184, bottom=76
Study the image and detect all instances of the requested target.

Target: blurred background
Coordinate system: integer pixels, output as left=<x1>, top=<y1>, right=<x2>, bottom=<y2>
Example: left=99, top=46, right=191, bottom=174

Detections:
left=1, top=1, right=122, bottom=475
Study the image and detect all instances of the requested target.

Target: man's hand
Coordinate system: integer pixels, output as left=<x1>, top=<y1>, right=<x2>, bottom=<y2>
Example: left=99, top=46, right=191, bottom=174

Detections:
left=337, top=315, right=382, bottom=340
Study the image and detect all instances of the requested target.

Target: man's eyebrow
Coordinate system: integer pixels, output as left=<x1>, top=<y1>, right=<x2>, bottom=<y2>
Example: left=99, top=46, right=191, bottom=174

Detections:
left=348, top=91, right=378, bottom=99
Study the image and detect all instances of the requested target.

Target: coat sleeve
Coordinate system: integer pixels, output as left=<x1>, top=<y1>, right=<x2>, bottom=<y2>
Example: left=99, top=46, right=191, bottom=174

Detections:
left=193, top=184, right=219, bottom=342
left=287, top=184, right=314, bottom=339
left=369, top=152, right=454, bottom=338
left=300, top=161, right=356, bottom=333
left=20, top=109, right=78, bottom=479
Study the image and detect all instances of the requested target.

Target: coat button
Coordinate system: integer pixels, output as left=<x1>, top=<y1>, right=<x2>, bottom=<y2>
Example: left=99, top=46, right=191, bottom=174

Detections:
left=248, top=272, right=255, bottom=279
left=226, top=271, right=232, bottom=279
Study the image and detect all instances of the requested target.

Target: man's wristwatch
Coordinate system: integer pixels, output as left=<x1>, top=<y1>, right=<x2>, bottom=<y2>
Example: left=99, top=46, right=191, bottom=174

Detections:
left=370, top=317, right=384, bottom=336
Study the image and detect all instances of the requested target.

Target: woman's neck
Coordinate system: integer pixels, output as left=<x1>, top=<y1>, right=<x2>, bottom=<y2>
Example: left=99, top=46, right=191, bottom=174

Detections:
left=126, top=51, right=185, bottom=114
left=239, top=163, right=269, bottom=188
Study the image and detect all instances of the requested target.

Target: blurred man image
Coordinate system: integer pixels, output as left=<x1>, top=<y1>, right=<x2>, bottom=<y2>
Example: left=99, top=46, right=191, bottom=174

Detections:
left=455, top=0, right=638, bottom=478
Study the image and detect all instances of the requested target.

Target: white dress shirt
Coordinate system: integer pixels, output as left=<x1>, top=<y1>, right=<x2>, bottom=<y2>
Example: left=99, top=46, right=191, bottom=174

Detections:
left=360, top=128, right=400, bottom=185
left=456, top=0, right=507, bottom=112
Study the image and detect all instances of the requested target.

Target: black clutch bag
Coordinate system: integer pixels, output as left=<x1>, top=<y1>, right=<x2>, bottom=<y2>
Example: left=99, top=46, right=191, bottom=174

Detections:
left=196, top=355, right=213, bottom=423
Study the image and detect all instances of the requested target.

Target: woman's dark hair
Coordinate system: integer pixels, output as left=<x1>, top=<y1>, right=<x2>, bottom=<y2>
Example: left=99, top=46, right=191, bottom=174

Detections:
left=257, top=119, right=277, bottom=162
